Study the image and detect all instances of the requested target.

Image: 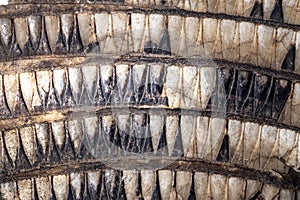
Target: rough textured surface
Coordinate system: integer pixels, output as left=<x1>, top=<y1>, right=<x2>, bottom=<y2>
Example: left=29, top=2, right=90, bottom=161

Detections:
left=0, top=0, right=300, bottom=199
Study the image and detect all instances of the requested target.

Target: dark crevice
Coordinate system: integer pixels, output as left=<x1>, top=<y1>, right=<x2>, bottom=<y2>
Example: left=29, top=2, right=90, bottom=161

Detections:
left=188, top=172, right=196, bottom=200
left=249, top=191, right=262, bottom=200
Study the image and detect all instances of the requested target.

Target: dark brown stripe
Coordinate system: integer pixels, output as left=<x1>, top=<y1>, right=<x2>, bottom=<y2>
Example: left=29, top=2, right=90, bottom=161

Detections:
left=0, top=4, right=299, bottom=31
left=1, top=106, right=300, bottom=133
left=1, top=55, right=300, bottom=81
left=1, top=157, right=299, bottom=189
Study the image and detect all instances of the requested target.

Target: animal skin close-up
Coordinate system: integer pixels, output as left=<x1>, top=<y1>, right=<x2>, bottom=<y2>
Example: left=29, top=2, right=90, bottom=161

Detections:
left=0, top=0, right=299, bottom=199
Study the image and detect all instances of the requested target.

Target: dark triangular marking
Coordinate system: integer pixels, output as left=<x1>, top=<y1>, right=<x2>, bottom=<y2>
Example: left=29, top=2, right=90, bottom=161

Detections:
left=53, top=80, right=66, bottom=107
left=47, top=129, right=61, bottom=163
left=144, top=40, right=158, bottom=54
left=0, top=79, right=10, bottom=115
left=54, top=29, right=67, bottom=54
left=270, top=0, right=283, bottom=22
left=1, top=131, right=16, bottom=169
left=69, top=16, right=83, bottom=54
left=52, top=126, right=69, bottom=162
left=0, top=44, right=7, bottom=61
left=205, top=90, right=214, bottom=111
left=34, top=124, right=50, bottom=165
left=156, top=119, right=168, bottom=155
left=259, top=81, right=275, bottom=119
left=50, top=178, right=58, bottom=200
left=33, top=179, right=40, bottom=200
left=82, top=175, right=91, bottom=200
left=157, top=96, right=168, bottom=106
left=80, top=86, right=92, bottom=106
left=47, top=79, right=59, bottom=109
left=16, top=138, right=32, bottom=169
left=95, top=69, right=105, bottom=105
left=16, top=147, right=31, bottom=169
left=255, top=77, right=274, bottom=118
left=67, top=184, right=74, bottom=200
left=85, top=42, right=100, bottom=54
left=124, top=66, right=135, bottom=105
left=13, top=17, right=33, bottom=56
left=253, top=74, right=269, bottom=116
left=235, top=71, right=253, bottom=114
left=144, top=40, right=154, bottom=54
left=157, top=29, right=171, bottom=55
left=140, top=83, right=152, bottom=105
left=48, top=142, right=61, bottom=163
left=9, top=27, right=22, bottom=58
left=172, top=129, right=184, bottom=157
left=28, top=18, right=42, bottom=52
left=111, top=120, right=122, bottom=148
left=272, top=78, right=291, bottom=120
left=34, top=136, right=46, bottom=165
left=22, top=39, right=35, bottom=57
left=281, top=44, right=295, bottom=72
left=85, top=173, right=100, bottom=200
left=10, top=43, right=22, bottom=58
left=250, top=1, right=264, bottom=19
left=107, top=122, right=121, bottom=155
left=1, top=21, right=21, bottom=58
left=151, top=171, right=162, bottom=200
left=77, top=140, right=93, bottom=160
left=188, top=173, right=196, bottom=200
left=63, top=83, right=75, bottom=107
left=14, top=83, right=28, bottom=114
left=172, top=117, right=184, bottom=157
left=240, top=73, right=255, bottom=117
left=17, top=146, right=31, bottom=170
left=70, top=175, right=84, bottom=200
left=37, top=17, right=51, bottom=55
left=216, top=135, right=229, bottom=162
left=9, top=40, right=22, bottom=58
left=62, top=129, right=76, bottom=161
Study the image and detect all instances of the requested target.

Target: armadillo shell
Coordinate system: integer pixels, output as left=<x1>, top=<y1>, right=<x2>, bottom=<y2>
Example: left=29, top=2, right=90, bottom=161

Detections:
left=0, top=0, right=299, bottom=199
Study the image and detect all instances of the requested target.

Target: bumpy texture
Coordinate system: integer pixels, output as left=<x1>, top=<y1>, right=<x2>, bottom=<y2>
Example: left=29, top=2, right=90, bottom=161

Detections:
left=0, top=0, right=300, bottom=199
